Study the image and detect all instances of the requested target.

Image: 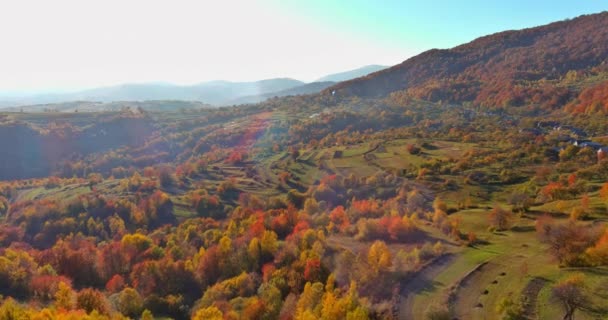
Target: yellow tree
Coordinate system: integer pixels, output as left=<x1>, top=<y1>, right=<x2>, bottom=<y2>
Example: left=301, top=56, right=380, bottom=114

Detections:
left=433, top=241, right=445, bottom=256
left=248, top=237, right=261, bottom=267
left=320, top=291, right=344, bottom=320
left=219, top=235, right=232, bottom=254
left=367, top=241, right=392, bottom=274
left=260, top=230, right=279, bottom=260
left=141, top=309, right=154, bottom=320
left=433, top=197, right=447, bottom=213
left=193, top=306, right=223, bottom=320
left=346, top=306, right=369, bottom=320
left=296, top=282, right=324, bottom=318
left=0, top=298, right=29, bottom=319
left=55, top=281, right=75, bottom=310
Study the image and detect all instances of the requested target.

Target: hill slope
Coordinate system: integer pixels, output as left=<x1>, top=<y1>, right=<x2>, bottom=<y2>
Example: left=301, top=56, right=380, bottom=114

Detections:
left=328, top=12, right=608, bottom=110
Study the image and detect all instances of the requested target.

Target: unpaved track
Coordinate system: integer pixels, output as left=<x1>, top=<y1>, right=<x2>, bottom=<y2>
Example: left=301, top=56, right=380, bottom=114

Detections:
left=398, top=254, right=456, bottom=320
left=450, top=261, right=499, bottom=319
left=521, top=277, right=549, bottom=320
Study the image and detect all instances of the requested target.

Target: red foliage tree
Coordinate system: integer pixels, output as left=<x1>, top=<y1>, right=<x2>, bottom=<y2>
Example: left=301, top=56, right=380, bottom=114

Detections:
left=303, top=258, right=322, bottom=282
left=105, top=274, right=126, bottom=293
left=30, top=275, right=72, bottom=301
left=76, top=288, right=110, bottom=315
left=329, top=206, right=350, bottom=232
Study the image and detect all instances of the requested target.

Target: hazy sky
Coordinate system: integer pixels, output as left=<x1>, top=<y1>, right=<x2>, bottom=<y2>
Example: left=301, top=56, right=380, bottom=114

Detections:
left=0, top=0, right=606, bottom=93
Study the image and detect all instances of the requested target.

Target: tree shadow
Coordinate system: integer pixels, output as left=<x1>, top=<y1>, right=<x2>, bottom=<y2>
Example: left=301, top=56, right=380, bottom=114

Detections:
left=401, top=275, right=444, bottom=296
left=511, top=225, right=535, bottom=232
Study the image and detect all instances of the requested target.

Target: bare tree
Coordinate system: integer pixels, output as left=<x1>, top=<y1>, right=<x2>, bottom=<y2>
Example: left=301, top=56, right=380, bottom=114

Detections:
left=551, top=274, right=589, bottom=320
left=488, top=205, right=513, bottom=231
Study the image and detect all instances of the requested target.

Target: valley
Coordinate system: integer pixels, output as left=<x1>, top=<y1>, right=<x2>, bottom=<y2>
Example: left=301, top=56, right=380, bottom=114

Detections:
left=1, top=9, right=608, bottom=320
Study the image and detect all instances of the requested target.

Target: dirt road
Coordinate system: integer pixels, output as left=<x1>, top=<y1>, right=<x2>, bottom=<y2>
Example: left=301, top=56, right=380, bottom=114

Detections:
left=398, top=254, right=456, bottom=320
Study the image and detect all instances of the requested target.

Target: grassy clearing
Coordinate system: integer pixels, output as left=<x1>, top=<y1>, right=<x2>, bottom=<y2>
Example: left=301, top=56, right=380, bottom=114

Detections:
left=536, top=267, right=608, bottom=320
left=18, top=184, right=92, bottom=202
left=404, top=207, right=596, bottom=319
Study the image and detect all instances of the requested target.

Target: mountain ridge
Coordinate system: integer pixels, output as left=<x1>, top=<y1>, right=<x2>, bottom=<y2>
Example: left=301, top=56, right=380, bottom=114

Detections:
left=326, top=12, right=608, bottom=111
left=314, top=65, right=387, bottom=82
left=227, top=81, right=337, bottom=105
left=0, top=65, right=388, bottom=108
left=1, top=78, right=304, bottom=107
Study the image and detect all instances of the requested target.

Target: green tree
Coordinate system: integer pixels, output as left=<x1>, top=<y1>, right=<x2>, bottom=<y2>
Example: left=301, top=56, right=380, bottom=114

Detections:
left=116, top=287, right=143, bottom=317
left=258, top=283, right=283, bottom=320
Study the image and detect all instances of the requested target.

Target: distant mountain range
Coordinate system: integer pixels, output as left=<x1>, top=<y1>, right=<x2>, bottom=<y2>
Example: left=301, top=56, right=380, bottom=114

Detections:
left=0, top=100, right=213, bottom=113
left=0, top=65, right=387, bottom=110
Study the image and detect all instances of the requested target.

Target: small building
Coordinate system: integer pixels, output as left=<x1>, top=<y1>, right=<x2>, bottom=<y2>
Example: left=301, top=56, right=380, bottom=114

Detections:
left=558, top=125, right=587, bottom=137
left=572, top=139, right=591, bottom=146
left=578, top=141, right=603, bottom=150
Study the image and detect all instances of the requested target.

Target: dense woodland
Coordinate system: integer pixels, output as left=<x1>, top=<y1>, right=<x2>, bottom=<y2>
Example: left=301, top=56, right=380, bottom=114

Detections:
left=1, top=11, right=608, bottom=320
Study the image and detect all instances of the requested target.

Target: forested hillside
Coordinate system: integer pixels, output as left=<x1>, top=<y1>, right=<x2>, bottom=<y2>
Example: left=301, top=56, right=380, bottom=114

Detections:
left=329, top=12, right=608, bottom=111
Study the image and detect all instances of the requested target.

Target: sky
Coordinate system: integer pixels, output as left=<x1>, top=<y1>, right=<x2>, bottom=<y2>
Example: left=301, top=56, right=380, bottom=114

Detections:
left=0, top=0, right=606, bottom=94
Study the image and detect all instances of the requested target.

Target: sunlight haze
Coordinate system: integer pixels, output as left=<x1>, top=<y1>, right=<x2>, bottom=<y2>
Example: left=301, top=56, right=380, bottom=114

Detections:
left=0, top=0, right=605, bottom=92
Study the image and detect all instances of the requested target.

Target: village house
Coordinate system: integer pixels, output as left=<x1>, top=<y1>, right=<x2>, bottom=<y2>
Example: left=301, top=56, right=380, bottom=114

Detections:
left=574, top=140, right=603, bottom=150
